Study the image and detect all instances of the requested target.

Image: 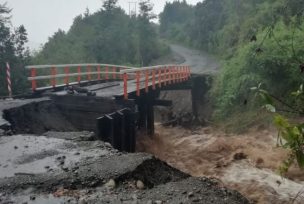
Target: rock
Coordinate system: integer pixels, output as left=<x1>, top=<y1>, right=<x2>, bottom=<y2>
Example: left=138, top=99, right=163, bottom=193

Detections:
left=0, top=129, right=4, bottom=136
left=105, top=179, right=116, bottom=189
left=105, top=142, right=112, bottom=148
left=233, top=152, right=247, bottom=160
left=255, top=157, right=264, bottom=167
left=14, top=146, right=18, bottom=149
left=5, top=129, right=13, bottom=136
left=154, top=201, right=163, bottom=204
left=79, top=197, right=87, bottom=204
left=136, top=180, right=145, bottom=190
left=30, top=195, right=36, bottom=200
left=147, top=200, right=153, bottom=204
left=132, top=194, right=138, bottom=200
left=192, top=198, right=200, bottom=202
left=188, top=192, right=194, bottom=198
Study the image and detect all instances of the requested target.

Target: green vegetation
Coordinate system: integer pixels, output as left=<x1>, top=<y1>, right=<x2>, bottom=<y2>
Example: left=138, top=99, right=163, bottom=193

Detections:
left=252, top=84, right=304, bottom=174
left=160, top=0, right=304, bottom=122
left=0, top=3, right=30, bottom=96
left=33, top=0, right=168, bottom=66
left=160, top=0, right=304, bottom=170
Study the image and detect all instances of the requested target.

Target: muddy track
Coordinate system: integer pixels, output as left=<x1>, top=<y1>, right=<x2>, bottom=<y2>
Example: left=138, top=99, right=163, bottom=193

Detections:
left=170, top=44, right=220, bottom=75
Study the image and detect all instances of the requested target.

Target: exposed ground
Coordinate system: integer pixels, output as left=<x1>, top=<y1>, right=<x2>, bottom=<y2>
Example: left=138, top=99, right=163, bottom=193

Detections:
left=0, top=130, right=249, bottom=204
left=0, top=89, right=249, bottom=204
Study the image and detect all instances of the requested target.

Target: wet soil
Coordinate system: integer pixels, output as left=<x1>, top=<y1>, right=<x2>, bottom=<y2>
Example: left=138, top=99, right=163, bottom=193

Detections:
left=0, top=98, right=249, bottom=204
left=0, top=130, right=249, bottom=204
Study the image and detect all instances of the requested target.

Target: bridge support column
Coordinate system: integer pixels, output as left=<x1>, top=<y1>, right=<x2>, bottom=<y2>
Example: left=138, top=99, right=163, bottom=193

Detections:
left=191, top=88, right=199, bottom=120
left=97, top=108, right=136, bottom=152
left=136, top=91, right=155, bottom=136
left=137, top=95, right=147, bottom=131
left=147, top=92, right=155, bottom=136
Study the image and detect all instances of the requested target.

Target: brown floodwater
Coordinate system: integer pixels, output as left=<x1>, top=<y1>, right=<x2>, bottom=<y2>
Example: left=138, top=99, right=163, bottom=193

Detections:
left=137, top=124, right=304, bottom=204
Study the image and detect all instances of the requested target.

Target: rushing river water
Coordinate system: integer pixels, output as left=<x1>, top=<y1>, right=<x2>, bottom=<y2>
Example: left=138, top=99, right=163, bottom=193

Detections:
left=138, top=125, right=304, bottom=204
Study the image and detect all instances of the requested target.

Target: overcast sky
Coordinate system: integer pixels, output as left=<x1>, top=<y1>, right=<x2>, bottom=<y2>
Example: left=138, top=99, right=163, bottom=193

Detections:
left=4, top=0, right=201, bottom=50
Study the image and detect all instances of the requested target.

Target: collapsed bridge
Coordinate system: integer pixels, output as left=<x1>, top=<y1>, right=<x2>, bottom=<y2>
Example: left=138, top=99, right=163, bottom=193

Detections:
left=2, top=63, right=209, bottom=152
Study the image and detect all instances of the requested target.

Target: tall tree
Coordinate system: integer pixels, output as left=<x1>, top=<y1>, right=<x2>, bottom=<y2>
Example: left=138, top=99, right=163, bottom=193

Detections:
left=0, top=3, right=29, bottom=96
left=102, top=0, right=118, bottom=12
left=137, top=0, right=158, bottom=65
left=0, top=2, right=11, bottom=24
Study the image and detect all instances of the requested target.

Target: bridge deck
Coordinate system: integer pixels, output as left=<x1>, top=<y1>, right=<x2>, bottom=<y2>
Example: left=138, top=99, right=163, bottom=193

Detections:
left=49, top=78, right=179, bottom=98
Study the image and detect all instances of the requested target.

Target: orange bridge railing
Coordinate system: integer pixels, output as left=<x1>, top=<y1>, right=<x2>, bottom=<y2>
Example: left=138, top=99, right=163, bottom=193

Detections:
left=26, top=64, right=191, bottom=99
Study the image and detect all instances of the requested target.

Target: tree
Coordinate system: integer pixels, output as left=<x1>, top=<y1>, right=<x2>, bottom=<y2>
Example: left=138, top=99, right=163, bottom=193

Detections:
left=0, top=3, right=29, bottom=96
left=13, top=25, right=28, bottom=58
left=138, top=0, right=156, bottom=21
left=102, top=0, right=118, bottom=12
left=84, top=7, right=90, bottom=17
left=137, top=0, right=159, bottom=65
left=0, top=2, right=11, bottom=24
left=33, top=1, right=167, bottom=69
left=159, top=1, right=193, bottom=38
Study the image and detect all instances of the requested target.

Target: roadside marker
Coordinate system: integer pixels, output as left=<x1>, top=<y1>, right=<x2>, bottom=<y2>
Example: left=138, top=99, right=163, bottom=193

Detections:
left=6, top=62, right=12, bottom=98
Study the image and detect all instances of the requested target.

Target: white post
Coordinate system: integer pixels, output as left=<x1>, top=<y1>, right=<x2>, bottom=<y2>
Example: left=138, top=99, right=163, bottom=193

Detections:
left=6, top=62, right=12, bottom=98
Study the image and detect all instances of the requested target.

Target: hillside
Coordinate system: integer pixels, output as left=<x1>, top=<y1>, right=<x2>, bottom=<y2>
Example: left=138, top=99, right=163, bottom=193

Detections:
left=160, top=0, right=304, bottom=124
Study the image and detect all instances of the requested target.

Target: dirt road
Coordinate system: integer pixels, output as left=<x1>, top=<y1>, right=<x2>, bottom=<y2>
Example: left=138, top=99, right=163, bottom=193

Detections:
left=170, top=44, right=220, bottom=74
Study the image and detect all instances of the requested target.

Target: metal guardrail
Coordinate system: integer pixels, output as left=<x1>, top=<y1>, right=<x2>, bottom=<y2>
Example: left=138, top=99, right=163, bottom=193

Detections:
left=26, top=63, right=191, bottom=99
left=120, top=64, right=190, bottom=99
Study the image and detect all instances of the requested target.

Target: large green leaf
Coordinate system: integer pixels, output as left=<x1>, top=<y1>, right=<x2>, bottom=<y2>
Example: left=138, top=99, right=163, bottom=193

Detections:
left=274, top=115, right=289, bottom=129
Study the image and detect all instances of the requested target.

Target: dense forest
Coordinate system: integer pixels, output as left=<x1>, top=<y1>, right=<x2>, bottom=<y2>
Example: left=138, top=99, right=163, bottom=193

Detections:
left=160, top=0, right=304, bottom=124
left=0, top=3, right=30, bottom=96
left=33, top=0, right=167, bottom=67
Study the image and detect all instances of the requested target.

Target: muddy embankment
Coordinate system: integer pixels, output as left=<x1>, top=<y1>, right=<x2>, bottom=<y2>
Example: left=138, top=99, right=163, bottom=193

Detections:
left=0, top=97, right=249, bottom=204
